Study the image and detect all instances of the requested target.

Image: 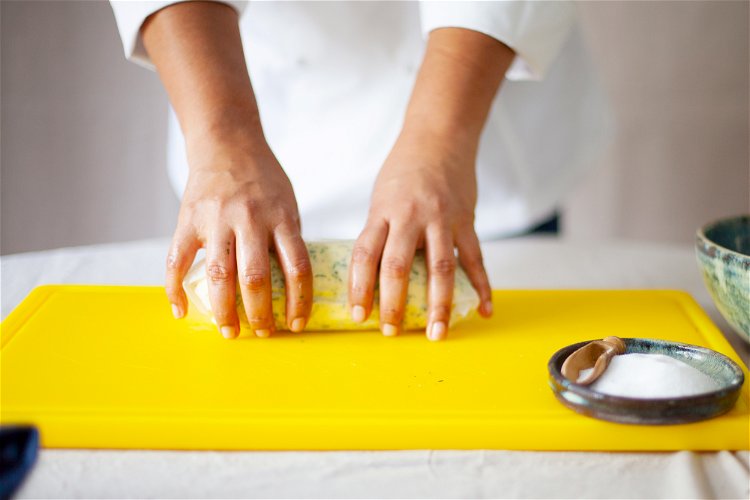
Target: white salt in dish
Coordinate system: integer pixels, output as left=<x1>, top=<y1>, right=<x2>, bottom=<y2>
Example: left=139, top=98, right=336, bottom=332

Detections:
left=578, top=353, right=721, bottom=399
left=548, top=338, right=745, bottom=425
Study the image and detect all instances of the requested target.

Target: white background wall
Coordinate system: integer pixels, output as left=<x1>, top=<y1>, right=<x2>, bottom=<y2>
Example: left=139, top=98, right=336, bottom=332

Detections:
left=1, top=0, right=176, bottom=255
left=1, top=1, right=748, bottom=255
left=567, top=1, right=749, bottom=242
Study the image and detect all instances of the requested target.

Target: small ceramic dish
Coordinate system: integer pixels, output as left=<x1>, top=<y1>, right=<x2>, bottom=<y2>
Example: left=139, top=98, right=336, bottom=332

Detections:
left=696, top=214, right=750, bottom=344
left=548, top=338, right=745, bottom=425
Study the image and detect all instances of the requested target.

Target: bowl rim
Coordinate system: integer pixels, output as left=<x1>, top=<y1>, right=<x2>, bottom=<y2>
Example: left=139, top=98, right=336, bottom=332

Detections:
left=548, top=338, right=745, bottom=404
left=696, top=214, right=750, bottom=259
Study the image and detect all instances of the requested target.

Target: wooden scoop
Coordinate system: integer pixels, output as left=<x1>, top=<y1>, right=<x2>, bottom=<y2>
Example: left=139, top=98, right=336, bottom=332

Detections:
left=561, top=336, right=627, bottom=386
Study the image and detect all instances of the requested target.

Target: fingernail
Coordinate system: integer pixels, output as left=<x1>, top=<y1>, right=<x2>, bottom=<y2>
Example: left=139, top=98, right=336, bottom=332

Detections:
left=291, top=317, right=305, bottom=332
left=255, top=329, right=270, bottom=338
left=482, top=301, right=493, bottom=316
left=220, top=326, right=235, bottom=339
left=382, top=323, right=398, bottom=337
left=171, top=304, right=182, bottom=319
left=429, top=321, right=446, bottom=341
left=352, top=305, right=366, bottom=323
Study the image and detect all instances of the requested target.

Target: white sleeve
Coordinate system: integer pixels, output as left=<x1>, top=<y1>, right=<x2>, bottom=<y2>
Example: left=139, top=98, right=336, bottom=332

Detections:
left=419, top=1, right=575, bottom=81
left=110, top=0, right=248, bottom=70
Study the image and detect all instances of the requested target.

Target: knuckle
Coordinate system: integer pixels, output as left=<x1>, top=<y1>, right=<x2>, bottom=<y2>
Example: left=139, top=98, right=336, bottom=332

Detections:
left=430, top=258, right=456, bottom=277
left=273, top=208, right=299, bottom=228
left=212, top=304, right=233, bottom=319
left=402, top=207, right=422, bottom=226
left=165, top=283, right=181, bottom=298
left=474, top=269, right=490, bottom=285
left=400, top=202, right=419, bottom=221
left=240, top=269, right=268, bottom=291
left=206, top=263, right=233, bottom=284
left=241, top=198, right=260, bottom=215
left=178, top=201, right=198, bottom=219
left=424, top=194, right=448, bottom=213
left=287, top=259, right=312, bottom=280
left=238, top=202, right=266, bottom=226
left=381, top=256, right=408, bottom=279
left=381, top=306, right=403, bottom=321
left=463, top=251, right=484, bottom=269
left=288, top=304, right=309, bottom=318
left=234, top=212, right=255, bottom=229
left=351, top=245, right=376, bottom=266
left=166, top=253, right=181, bottom=271
left=459, top=212, right=475, bottom=226
left=287, top=211, right=301, bottom=225
left=214, top=312, right=234, bottom=323
left=247, top=314, right=271, bottom=326
left=431, top=304, right=452, bottom=320
left=380, top=306, right=402, bottom=318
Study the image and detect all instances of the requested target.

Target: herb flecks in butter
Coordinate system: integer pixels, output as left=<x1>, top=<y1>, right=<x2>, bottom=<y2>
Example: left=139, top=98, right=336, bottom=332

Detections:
left=183, top=240, right=479, bottom=332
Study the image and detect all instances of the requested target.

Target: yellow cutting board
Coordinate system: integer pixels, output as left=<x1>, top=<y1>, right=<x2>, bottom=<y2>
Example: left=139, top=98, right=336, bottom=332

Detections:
left=1, top=286, right=748, bottom=451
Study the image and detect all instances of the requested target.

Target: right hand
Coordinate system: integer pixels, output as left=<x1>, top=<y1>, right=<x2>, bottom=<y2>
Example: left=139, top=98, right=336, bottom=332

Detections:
left=139, top=1, right=310, bottom=339
left=165, top=134, right=312, bottom=339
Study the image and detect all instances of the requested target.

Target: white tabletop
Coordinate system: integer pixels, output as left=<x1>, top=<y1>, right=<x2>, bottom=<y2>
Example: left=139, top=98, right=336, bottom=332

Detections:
left=2, top=237, right=749, bottom=499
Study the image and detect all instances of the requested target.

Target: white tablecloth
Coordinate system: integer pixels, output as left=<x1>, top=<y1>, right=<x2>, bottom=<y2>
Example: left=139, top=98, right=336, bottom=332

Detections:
left=2, top=237, right=749, bottom=499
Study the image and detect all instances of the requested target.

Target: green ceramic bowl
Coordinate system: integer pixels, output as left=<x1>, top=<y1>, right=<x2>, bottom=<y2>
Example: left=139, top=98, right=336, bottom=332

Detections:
left=548, top=338, right=744, bottom=425
left=696, top=215, right=750, bottom=344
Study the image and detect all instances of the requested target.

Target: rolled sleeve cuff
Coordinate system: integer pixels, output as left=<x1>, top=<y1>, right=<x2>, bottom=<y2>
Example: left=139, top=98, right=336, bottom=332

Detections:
left=419, top=1, right=575, bottom=81
left=110, top=0, right=247, bottom=70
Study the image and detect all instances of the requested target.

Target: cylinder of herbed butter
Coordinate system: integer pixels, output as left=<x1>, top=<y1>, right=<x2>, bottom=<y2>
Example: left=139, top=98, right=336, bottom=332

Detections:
left=182, top=240, right=479, bottom=332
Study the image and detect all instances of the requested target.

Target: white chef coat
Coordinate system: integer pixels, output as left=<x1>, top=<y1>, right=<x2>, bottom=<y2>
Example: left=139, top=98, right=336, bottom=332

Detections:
left=111, top=1, right=611, bottom=240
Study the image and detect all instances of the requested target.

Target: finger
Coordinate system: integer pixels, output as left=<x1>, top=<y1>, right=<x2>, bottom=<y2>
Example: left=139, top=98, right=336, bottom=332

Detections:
left=273, top=223, right=313, bottom=332
left=165, top=226, right=200, bottom=320
left=456, top=228, right=492, bottom=317
left=425, top=226, right=456, bottom=341
left=205, top=230, right=240, bottom=339
left=378, top=225, right=419, bottom=337
left=349, top=220, right=387, bottom=323
left=236, top=226, right=273, bottom=338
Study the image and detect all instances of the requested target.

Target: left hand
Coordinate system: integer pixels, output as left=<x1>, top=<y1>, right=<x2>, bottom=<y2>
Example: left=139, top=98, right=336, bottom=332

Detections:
left=347, top=27, right=513, bottom=340
left=347, top=127, right=493, bottom=341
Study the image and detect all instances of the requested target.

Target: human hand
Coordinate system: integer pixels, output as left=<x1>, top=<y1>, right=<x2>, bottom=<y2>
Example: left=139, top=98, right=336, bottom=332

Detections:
left=347, top=27, right=512, bottom=341
left=140, top=2, right=312, bottom=339
left=165, top=134, right=312, bottom=340
left=348, top=128, right=493, bottom=341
